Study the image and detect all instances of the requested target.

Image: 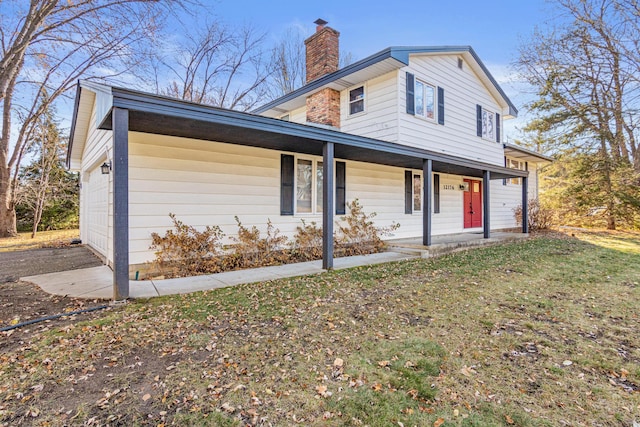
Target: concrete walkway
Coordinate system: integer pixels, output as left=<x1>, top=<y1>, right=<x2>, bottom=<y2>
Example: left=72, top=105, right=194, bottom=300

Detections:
left=23, top=231, right=528, bottom=300
left=23, top=251, right=416, bottom=299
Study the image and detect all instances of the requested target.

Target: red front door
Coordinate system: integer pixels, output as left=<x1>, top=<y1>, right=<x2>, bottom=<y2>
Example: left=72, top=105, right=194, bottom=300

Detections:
left=463, top=179, right=482, bottom=228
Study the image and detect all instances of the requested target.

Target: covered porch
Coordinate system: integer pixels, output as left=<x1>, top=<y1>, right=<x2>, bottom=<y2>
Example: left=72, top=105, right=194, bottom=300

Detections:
left=69, top=81, right=530, bottom=300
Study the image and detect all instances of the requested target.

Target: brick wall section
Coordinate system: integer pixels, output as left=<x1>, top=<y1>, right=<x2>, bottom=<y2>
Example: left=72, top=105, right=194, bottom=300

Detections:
left=306, top=88, right=340, bottom=128
left=304, top=26, right=340, bottom=83
left=304, top=24, right=340, bottom=127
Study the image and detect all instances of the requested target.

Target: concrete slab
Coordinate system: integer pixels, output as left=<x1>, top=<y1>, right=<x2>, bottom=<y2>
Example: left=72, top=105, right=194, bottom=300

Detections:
left=152, top=274, right=227, bottom=296
left=23, top=231, right=525, bottom=300
left=332, top=252, right=414, bottom=269
left=23, top=266, right=113, bottom=299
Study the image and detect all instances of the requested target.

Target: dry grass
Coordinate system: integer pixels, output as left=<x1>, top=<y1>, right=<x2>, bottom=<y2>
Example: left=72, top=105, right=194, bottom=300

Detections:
left=1, top=229, right=639, bottom=426
left=0, top=229, right=79, bottom=252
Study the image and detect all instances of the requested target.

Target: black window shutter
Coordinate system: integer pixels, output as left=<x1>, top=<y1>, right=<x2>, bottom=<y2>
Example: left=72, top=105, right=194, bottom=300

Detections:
left=496, top=112, right=501, bottom=143
left=280, top=154, right=294, bottom=215
left=437, top=86, right=445, bottom=125
left=434, top=173, right=440, bottom=214
left=336, top=161, right=346, bottom=215
left=503, top=156, right=507, bottom=186
left=404, top=171, right=413, bottom=214
left=476, top=105, right=483, bottom=137
left=406, top=72, right=415, bottom=115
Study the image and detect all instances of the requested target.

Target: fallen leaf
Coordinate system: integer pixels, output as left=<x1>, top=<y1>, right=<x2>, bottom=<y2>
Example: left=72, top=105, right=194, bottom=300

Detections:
left=334, top=358, right=344, bottom=367
left=434, top=418, right=445, bottom=427
left=505, top=414, right=515, bottom=424
left=142, top=393, right=151, bottom=402
left=378, top=360, right=390, bottom=367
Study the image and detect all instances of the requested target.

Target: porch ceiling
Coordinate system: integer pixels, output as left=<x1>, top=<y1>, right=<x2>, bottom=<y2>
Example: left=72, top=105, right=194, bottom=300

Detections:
left=97, top=85, right=527, bottom=180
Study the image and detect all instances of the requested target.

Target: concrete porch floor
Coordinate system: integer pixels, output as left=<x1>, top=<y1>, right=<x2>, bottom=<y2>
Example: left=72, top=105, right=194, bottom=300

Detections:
left=22, top=231, right=527, bottom=300
left=387, top=231, right=529, bottom=257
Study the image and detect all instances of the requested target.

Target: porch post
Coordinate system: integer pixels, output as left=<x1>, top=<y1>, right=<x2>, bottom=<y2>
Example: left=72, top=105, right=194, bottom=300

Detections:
left=322, top=142, right=335, bottom=269
left=483, top=170, right=490, bottom=239
left=522, top=176, right=529, bottom=233
left=112, top=107, right=129, bottom=300
left=422, top=159, right=432, bottom=246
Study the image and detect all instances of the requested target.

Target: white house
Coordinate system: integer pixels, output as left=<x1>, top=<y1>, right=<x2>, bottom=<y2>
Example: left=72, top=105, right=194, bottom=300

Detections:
left=67, top=20, right=551, bottom=299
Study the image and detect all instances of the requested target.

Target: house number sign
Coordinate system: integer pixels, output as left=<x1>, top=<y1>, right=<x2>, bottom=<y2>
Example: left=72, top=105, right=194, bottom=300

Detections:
left=442, top=184, right=455, bottom=190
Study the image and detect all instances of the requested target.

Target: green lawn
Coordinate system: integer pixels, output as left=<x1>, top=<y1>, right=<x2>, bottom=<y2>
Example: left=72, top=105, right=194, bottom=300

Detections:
left=1, top=230, right=639, bottom=426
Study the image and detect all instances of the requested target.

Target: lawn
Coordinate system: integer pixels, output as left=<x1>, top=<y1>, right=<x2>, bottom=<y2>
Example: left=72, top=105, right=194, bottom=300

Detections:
left=0, top=229, right=79, bottom=252
left=1, top=230, right=639, bottom=426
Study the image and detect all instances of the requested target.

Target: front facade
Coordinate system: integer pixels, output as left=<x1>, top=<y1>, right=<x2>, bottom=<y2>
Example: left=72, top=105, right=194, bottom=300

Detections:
left=67, top=22, right=550, bottom=299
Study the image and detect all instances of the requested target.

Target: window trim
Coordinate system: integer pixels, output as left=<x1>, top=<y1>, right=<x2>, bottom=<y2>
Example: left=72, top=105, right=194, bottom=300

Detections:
left=348, top=84, right=366, bottom=116
left=506, top=156, right=526, bottom=185
left=295, top=156, right=323, bottom=215
left=480, top=107, right=495, bottom=141
left=290, top=155, right=345, bottom=216
left=414, top=78, right=436, bottom=121
left=412, top=173, right=422, bottom=213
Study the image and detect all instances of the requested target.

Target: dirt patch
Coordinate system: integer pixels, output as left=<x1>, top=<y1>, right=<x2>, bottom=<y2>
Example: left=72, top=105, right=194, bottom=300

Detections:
left=0, top=246, right=108, bottom=348
left=0, top=246, right=103, bottom=282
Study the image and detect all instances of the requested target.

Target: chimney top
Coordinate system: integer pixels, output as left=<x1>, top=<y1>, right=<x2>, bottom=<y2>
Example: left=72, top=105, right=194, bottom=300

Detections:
left=314, top=18, right=328, bottom=32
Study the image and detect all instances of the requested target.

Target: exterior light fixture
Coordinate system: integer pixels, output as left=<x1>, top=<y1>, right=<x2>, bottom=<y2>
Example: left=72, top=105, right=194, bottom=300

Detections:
left=101, top=161, right=111, bottom=174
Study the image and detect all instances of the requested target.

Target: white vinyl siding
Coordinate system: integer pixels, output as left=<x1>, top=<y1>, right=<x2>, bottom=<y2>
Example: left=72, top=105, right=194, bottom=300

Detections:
left=491, top=162, right=538, bottom=230
left=398, top=55, right=505, bottom=165
left=341, top=71, right=399, bottom=141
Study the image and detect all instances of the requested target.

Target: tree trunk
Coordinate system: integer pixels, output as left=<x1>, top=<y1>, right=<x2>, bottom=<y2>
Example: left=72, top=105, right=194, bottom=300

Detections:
left=0, top=176, right=17, bottom=237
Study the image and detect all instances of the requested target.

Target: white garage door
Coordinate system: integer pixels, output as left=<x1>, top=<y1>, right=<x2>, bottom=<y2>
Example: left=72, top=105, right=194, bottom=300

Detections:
left=86, top=166, right=109, bottom=256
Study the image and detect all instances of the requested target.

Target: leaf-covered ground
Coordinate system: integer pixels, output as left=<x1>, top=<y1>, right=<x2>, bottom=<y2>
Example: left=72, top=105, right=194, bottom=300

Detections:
left=1, top=230, right=639, bottom=426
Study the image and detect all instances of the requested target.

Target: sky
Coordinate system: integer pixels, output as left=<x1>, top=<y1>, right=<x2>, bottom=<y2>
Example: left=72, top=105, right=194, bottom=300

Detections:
left=202, top=0, right=561, bottom=140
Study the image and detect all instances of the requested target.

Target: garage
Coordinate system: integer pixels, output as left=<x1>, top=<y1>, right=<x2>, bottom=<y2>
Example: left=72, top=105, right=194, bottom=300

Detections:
left=83, top=165, right=109, bottom=257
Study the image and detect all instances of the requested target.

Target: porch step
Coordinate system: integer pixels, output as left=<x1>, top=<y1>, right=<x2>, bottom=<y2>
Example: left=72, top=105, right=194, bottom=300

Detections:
left=386, top=232, right=529, bottom=259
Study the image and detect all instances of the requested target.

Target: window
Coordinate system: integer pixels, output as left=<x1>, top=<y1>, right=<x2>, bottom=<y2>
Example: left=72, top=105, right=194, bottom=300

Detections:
left=296, top=159, right=323, bottom=214
left=415, top=80, right=435, bottom=120
left=507, top=157, right=526, bottom=185
left=413, top=174, right=422, bottom=212
left=280, top=156, right=346, bottom=216
left=482, top=108, right=494, bottom=140
left=476, top=105, right=500, bottom=142
left=406, top=73, right=444, bottom=124
left=349, top=86, right=365, bottom=115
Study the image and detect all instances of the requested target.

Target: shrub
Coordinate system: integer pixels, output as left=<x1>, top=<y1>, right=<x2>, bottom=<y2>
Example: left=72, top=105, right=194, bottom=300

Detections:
left=291, top=219, right=323, bottom=261
left=150, top=213, right=225, bottom=277
left=335, top=199, right=400, bottom=256
left=514, top=199, right=553, bottom=231
left=225, top=217, right=289, bottom=269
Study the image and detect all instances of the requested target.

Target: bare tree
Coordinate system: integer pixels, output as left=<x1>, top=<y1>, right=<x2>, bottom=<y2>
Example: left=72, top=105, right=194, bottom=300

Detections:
left=267, top=26, right=356, bottom=99
left=157, top=21, right=271, bottom=111
left=516, top=0, right=640, bottom=229
left=267, top=28, right=307, bottom=97
left=0, top=0, right=180, bottom=237
left=16, top=97, right=75, bottom=238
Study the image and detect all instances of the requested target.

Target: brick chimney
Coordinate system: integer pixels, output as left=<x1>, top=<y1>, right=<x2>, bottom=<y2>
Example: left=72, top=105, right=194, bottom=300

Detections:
left=305, top=19, right=340, bottom=128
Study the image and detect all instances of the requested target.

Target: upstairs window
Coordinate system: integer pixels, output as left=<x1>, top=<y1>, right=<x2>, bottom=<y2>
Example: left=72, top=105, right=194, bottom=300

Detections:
left=406, top=72, right=444, bottom=125
left=415, top=80, right=435, bottom=120
left=476, top=105, right=501, bottom=142
left=349, top=86, right=365, bottom=115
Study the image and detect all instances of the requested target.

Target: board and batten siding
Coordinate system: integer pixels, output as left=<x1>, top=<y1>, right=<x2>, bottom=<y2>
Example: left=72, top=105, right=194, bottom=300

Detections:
left=79, top=99, right=113, bottom=263
left=398, top=54, right=505, bottom=166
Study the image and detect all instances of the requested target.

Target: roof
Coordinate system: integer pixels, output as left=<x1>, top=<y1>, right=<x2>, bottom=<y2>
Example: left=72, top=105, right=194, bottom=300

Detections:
left=504, top=143, right=553, bottom=163
left=253, top=46, right=518, bottom=118
left=67, top=80, right=528, bottom=180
